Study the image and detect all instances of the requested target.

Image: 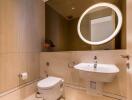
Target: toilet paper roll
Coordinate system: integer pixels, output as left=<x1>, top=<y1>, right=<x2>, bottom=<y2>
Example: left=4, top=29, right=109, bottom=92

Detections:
left=19, top=72, right=28, bottom=80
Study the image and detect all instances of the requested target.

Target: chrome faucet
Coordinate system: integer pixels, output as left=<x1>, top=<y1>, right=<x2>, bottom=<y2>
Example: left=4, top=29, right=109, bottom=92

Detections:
left=93, top=56, right=97, bottom=69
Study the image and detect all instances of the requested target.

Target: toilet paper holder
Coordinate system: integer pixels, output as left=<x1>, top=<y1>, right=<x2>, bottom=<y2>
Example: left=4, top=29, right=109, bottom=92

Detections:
left=18, top=72, right=28, bottom=80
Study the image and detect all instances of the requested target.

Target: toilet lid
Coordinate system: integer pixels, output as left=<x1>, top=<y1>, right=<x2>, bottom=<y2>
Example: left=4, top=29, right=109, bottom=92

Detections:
left=37, top=76, right=63, bottom=89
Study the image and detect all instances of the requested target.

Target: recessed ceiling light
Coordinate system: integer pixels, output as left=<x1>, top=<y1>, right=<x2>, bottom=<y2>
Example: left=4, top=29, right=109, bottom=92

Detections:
left=72, top=7, right=75, bottom=10
left=43, top=0, right=48, bottom=2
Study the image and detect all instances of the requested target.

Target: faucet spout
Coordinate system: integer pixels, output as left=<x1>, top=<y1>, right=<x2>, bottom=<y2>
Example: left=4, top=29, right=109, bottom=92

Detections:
left=94, top=56, right=97, bottom=69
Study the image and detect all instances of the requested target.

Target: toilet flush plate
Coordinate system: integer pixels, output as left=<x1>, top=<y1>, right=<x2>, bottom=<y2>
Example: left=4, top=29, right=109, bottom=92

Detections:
left=86, top=81, right=103, bottom=96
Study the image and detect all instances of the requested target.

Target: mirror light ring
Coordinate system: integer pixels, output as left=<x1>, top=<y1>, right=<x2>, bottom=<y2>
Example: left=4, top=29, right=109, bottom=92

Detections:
left=77, top=3, right=123, bottom=45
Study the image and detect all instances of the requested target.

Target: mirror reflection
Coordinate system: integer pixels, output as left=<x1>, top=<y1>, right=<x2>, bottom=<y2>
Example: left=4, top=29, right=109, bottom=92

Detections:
left=80, top=6, right=118, bottom=42
left=43, top=0, right=126, bottom=52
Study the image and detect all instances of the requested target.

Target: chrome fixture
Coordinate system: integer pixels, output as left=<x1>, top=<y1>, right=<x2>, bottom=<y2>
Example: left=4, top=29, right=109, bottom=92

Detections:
left=43, top=0, right=48, bottom=2
left=120, top=54, right=130, bottom=69
left=120, top=54, right=130, bottom=60
left=68, top=61, right=79, bottom=68
left=94, top=56, right=97, bottom=69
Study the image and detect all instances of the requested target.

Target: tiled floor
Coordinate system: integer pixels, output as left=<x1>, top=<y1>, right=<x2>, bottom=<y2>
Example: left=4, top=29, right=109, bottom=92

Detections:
left=24, top=86, right=116, bottom=100
left=24, top=95, right=42, bottom=100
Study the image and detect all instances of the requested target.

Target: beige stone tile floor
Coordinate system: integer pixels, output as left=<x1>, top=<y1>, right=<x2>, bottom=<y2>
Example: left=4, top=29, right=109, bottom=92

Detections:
left=24, top=86, right=116, bottom=100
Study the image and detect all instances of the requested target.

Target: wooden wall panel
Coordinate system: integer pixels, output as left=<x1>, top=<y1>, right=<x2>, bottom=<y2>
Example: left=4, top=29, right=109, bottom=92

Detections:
left=0, top=0, right=45, bottom=93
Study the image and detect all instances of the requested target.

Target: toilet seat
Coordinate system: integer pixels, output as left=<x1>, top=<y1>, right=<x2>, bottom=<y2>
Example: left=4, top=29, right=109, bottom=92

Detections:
left=37, top=76, right=63, bottom=90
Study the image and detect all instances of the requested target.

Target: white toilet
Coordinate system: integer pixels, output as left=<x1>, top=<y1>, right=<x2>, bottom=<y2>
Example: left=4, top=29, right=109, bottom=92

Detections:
left=37, top=76, right=64, bottom=100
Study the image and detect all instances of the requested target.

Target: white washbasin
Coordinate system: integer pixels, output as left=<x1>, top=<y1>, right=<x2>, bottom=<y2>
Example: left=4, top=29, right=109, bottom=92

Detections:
left=74, top=63, right=119, bottom=82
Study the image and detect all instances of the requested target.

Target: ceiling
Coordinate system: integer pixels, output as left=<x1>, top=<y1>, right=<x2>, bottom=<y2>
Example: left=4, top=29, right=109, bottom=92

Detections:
left=46, top=0, right=121, bottom=20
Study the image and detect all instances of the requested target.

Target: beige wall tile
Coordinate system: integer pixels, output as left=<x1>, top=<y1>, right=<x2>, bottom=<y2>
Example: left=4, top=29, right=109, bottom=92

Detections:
left=65, top=87, right=117, bottom=100
left=40, top=50, right=127, bottom=97
left=0, top=53, right=40, bottom=93
left=0, top=0, right=45, bottom=93
left=0, top=82, right=37, bottom=100
left=127, top=0, right=132, bottom=100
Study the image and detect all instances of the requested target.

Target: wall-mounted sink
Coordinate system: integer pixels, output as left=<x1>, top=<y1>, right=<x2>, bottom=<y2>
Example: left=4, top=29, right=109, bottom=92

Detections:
left=74, top=63, right=119, bottom=82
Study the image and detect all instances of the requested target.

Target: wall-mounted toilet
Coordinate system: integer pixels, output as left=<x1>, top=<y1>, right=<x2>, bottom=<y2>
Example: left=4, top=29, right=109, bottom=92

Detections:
left=37, top=76, right=64, bottom=100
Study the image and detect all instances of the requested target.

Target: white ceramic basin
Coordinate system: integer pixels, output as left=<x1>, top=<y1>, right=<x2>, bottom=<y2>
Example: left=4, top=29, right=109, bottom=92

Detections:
left=74, top=63, right=119, bottom=82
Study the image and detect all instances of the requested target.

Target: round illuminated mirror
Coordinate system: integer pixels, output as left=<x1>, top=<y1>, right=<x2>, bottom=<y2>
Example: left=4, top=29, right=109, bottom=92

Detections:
left=77, top=3, right=123, bottom=45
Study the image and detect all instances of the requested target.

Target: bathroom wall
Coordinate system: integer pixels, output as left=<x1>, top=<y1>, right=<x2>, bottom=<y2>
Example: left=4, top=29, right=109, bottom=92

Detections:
left=40, top=0, right=132, bottom=99
left=0, top=0, right=45, bottom=94
left=40, top=1, right=128, bottom=100
left=127, top=0, right=132, bottom=100
left=120, top=0, right=126, bottom=49
left=40, top=50, right=127, bottom=99
left=0, top=82, right=37, bottom=100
